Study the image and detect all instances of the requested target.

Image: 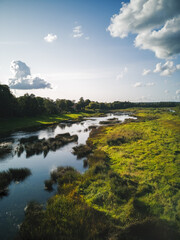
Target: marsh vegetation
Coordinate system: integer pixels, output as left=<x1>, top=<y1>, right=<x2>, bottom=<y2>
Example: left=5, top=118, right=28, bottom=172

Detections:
left=0, top=168, right=31, bottom=197
left=17, top=108, right=180, bottom=239
left=16, top=133, right=78, bottom=158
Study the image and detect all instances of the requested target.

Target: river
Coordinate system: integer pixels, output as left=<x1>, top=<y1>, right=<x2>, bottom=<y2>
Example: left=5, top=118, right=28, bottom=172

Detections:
left=0, top=113, right=135, bottom=240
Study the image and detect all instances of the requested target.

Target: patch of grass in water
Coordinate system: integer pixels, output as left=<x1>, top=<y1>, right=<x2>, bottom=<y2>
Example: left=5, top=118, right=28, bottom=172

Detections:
left=0, top=168, right=31, bottom=197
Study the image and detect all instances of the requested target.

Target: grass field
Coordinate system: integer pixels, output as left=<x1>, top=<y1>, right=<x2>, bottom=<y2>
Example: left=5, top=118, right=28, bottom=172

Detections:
left=0, top=112, right=102, bottom=135
left=17, top=107, right=180, bottom=239
left=82, top=108, right=180, bottom=224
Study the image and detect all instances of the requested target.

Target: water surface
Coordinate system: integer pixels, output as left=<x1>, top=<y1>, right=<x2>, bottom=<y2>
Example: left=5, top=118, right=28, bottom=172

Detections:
left=0, top=113, right=135, bottom=240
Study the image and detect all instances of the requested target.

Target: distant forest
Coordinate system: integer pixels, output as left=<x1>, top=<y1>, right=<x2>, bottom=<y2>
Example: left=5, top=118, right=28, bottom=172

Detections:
left=0, top=84, right=179, bottom=118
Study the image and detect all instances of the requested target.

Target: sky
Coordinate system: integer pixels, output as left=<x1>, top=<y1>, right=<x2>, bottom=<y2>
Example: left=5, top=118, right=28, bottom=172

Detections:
left=0, top=0, right=180, bottom=102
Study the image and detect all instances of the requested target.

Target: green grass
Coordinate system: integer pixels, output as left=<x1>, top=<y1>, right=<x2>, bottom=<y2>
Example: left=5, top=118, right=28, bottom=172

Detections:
left=0, top=112, right=101, bottom=135
left=17, top=108, right=180, bottom=239
left=82, top=108, right=180, bottom=225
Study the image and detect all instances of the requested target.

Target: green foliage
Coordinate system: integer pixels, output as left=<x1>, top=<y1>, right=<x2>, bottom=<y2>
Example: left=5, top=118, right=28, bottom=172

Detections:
left=0, top=84, right=17, bottom=117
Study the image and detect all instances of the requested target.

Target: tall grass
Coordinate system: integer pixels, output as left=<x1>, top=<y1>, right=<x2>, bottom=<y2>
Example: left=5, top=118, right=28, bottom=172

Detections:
left=0, top=168, right=31, bottom=196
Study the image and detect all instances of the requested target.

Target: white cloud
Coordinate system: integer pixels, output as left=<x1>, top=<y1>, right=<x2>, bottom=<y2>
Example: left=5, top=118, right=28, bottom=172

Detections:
left=154, top=61, right=180, bottom=76
left=9, top=61, right=51, bottom=90
left=146, top=82, right=155, bottom=86
left=135, top=16, right=180, bottom=59
left=108, top=0, right=180, bottom=59
left=142, top=69, right=151, bottom=76
left=164, top=90, right=169, bottom=94
left=73, top=26, right=84, bottom=38
left=116, top=67, right=128, bottom=80
left=134, top=82, right=143, bottom=88
left=176, top=89, right=180, bottom=95
left=44, top=33, right=57, bottom=43
left=134, top=81, right=155, bottom=87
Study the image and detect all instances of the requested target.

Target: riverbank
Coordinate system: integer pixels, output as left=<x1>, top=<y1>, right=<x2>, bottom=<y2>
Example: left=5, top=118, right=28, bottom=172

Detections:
left=0, top=111, right=133, bottom=240
left=0, top=112, right=105, bottom=137
left=17, top=108, right=180, bottom=240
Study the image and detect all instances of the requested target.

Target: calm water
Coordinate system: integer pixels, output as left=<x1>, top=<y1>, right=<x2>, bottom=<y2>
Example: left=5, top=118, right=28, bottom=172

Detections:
left=0, top=113, right=135, bottom=240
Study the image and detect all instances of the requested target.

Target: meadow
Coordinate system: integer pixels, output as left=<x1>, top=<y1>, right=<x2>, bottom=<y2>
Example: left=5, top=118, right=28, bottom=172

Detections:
left=17, top=107, right=180, bottom=240
left=0, top=112, right=102, bottom=135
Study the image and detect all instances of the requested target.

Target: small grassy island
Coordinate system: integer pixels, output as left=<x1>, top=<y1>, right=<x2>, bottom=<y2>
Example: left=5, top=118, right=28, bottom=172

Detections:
left=0, top=168, right=31, bottom=197
left=16, top=108, right=180, bottom=240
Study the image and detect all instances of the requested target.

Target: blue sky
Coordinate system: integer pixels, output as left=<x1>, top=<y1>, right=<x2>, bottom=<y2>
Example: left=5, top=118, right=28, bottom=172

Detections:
left=0, top=0, right=180, bottom=101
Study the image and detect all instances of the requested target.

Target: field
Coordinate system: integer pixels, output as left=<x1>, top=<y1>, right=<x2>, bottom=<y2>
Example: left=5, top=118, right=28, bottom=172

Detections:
left=0, top=112, right=102, bottom=135
left=16, top=108, right=180, bottom=239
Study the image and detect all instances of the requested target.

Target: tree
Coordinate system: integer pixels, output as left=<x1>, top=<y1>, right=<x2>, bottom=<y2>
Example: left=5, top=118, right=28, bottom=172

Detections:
left=0, top=84, right=17, bottom=117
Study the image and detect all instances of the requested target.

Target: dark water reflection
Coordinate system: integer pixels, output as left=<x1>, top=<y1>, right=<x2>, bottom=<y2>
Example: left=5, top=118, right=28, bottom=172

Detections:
left=0, top=113, right=135, bottom=240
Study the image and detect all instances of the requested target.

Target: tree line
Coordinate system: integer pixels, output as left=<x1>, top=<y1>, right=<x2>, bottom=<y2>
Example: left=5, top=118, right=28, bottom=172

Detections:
left=0, top=84, right=179, bottom=118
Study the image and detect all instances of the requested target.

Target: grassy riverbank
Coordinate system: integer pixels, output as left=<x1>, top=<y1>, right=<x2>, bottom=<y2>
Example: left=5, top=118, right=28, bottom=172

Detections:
left=0, top=112, right=102, bottom=136
left=17, top=108, right=180, bottom=239
left=84, top=108, right=180, bottom=221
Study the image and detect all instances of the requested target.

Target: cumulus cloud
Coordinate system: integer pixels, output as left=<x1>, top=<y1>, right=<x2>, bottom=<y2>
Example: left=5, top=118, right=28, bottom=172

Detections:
left=135, top=16, right=180, bottom=58
left=116, top=67, right=128, bottom=80
left=108, top=0, right=180, bottom=59
left=9, top=61, right=51, bottom=90
left=44, top=33, right=57, bottom=43
left=154, top=61, right=180, bottom=76
left=73, top=26, right=84, bottom=38
left=142, top=69, right=151, bottom=76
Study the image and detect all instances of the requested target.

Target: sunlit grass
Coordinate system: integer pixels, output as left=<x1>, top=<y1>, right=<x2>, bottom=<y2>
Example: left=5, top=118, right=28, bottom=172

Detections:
left=17, top=108, right=180, bottom=239
left=83, top=108, right=180, bottom=225
left=0, top=112, right=101, bottom=134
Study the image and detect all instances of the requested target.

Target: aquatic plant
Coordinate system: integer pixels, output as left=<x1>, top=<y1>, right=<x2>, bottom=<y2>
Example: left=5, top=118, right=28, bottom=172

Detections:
left=0, top=168, right=31, bottom=197
left=72, top=144, right=92, bottom=158
left=44, top=179, right=54, bottom=191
